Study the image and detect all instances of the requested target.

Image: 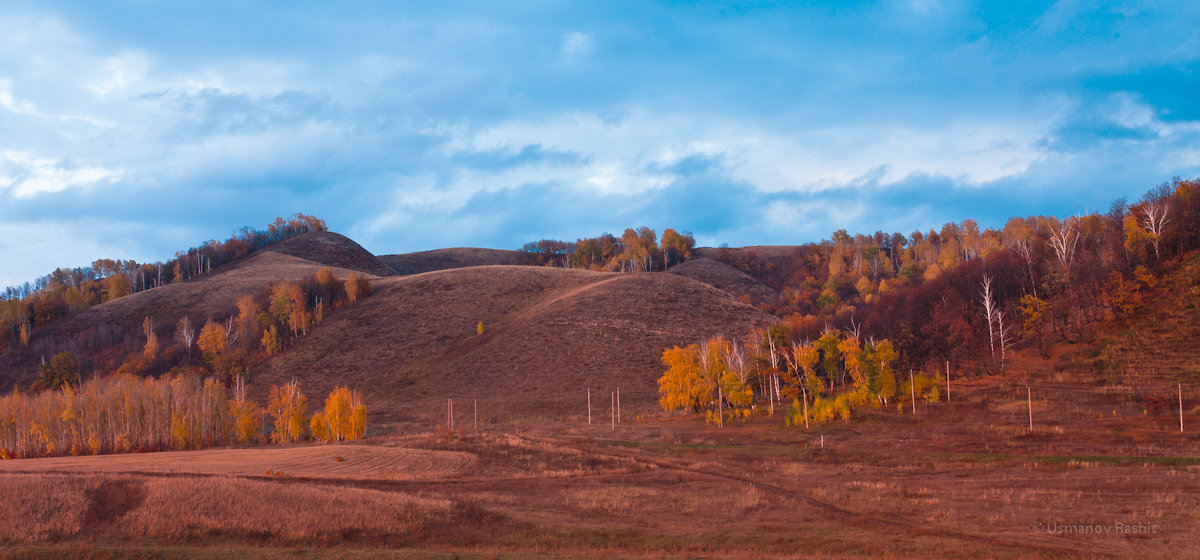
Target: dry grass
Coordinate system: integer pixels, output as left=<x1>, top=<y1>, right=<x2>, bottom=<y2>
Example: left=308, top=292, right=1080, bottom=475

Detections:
left=0, top=444, right=472, bottom=481
left=120, top=476, right=451, bottom=544
left=253, top=264, right=776, bottom=425
left=0, top=475, right=93, bottom=543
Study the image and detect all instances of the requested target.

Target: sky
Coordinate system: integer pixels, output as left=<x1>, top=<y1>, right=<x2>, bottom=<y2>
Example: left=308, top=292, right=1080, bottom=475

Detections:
left=2, top=1, right=1199, bottom=288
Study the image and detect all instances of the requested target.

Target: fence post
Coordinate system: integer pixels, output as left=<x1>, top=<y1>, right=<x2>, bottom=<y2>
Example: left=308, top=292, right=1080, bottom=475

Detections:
left=1027, top=386, right=1033, bottom=432
left=910, top=370, right=916, bottom=414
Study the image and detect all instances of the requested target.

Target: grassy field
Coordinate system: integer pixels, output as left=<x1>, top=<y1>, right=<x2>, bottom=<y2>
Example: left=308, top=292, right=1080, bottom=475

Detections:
left=2, top=374, right=1197, bottom=559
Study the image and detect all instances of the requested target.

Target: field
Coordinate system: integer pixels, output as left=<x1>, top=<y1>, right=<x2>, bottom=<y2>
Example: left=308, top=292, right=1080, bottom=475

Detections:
left=2, top=372, right=1197, bottom=559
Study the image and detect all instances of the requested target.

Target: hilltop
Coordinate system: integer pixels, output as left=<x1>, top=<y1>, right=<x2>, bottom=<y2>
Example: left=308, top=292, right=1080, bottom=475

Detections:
left=667, top=257, right=779, bottom=303
left=379, top=247, right=526, bottom=275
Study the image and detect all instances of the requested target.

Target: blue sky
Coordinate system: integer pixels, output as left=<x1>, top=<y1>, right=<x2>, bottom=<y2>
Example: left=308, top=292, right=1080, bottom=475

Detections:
left=2, top=1, right=1198, bottom=287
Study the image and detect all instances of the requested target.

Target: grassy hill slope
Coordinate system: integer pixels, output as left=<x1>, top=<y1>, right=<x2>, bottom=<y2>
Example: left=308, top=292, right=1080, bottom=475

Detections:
left=668, top=258, right=779, bottom=303
left=378, top=247, right=526, bottom=275
left=254, top=265, right=777, bottom=427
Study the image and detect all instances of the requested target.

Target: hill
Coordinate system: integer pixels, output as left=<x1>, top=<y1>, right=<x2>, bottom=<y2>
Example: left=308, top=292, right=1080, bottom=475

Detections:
left=667, top=258, right=779, bottom=303
left=265, top=231, right=395, bottom=277
left=252, top=265, right=777, bottom=425
left=378, top=247, right=526, bottom=275
left=0, top=239, right=390, bottom=389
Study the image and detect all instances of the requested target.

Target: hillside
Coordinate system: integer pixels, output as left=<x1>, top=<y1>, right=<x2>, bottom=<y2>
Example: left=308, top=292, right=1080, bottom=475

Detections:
left=252, top=265, right=777, bottom=426
left=668, top=258, right=779, bottom=303
left=0, top=246, right=388, bottom=389
left=379, top=247, right=526, bottom=275
left=265, top=231, right=395, bottom=277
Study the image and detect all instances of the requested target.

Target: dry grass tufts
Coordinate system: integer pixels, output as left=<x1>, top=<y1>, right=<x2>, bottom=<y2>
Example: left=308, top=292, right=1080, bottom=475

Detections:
left=0, top=475, right=94, bottom=543
left=120, top=476, right=452, bottom=544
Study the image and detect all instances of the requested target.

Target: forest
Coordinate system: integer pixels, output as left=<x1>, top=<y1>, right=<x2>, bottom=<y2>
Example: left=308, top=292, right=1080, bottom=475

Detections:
left=656, top=176, right=1200, bottom=425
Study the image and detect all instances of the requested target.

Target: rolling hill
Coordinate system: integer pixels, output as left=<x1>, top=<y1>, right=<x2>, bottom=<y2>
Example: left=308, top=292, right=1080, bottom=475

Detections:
left=4, top=233, right=776, bottom=428
left=667, top=258, right=779, bottom=303
left=378, top=247, right=526, bottom=275
left=253, top=264, right=776, bottom=426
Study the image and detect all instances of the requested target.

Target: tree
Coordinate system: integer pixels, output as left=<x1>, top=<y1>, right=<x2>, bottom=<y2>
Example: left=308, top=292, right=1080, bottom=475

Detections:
left=197, top=318, right=228, bottom=371
left=660, top=228, right=695, bottom=268
left=230, top=377, right=263, bottom=444
left=235, top=295, right=262, bottom=352
left=658, top=344, right=708, bottom=413
left=267, top=380, right=308, bottom=443
left=310, top=386, right=367, bottom=443
left=40, top=351, right=80, bottom=389
left=261, top=324, right=282, bottom=355
left=177, top=316, right=196, bottom=361
left=142, top=316, right=159, bottom=360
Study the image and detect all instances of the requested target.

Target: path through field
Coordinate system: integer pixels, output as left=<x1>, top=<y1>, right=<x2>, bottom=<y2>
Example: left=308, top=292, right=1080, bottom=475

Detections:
left=0, top=444, right=472, bottom=480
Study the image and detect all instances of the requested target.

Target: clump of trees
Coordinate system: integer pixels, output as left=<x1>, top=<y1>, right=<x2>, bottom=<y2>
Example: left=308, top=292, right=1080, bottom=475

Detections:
left=659, top=324, right=940, bottom=427
left=521, top=227, right=696, bottom=272
left=0, top=376, right=367, bottom=459
left=0, top=214, right=327, bottom=356
left=26, top=266, right=371, bottom=393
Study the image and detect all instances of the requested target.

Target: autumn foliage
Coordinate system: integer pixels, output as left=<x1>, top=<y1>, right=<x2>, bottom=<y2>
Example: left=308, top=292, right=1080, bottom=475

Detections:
left=0, top=375, right=368, bottom=459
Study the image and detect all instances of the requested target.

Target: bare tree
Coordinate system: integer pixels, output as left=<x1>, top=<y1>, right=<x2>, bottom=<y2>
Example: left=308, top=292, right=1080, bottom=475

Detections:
left=1012, top=238, right=1038, bottom=298
left=1047, top=217, right=1080, bottom=283
left=177, top=315, right=195, bottom=361
left=1139, top=199, right=1170, bottom=260
left=980, top=275, right=998, bottom=363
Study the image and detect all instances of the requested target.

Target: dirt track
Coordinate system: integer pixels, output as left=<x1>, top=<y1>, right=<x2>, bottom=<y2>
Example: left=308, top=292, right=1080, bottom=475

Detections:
left=0, top=444, right=472, bottom=480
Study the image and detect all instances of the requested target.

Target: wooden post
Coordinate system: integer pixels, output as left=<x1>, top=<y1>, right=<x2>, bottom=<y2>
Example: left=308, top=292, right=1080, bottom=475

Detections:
left=945, top=360, right=950, bottom=403
left=611, top=392, right=615, bottom=431
left=587, top=388, right=592, bottom=425
left=1027, top=386, right=1033, bottom=432
left=910, top=370, right=916, bottom=414
left=474, top=399, right=478, bottom=434
left=1179, top=383, right=1185, bottom=433
left=448, top=399, right=453, bottom=432
left=820, top=434, right=824, bottom=448
left=617, top=387, right=621, bottom=424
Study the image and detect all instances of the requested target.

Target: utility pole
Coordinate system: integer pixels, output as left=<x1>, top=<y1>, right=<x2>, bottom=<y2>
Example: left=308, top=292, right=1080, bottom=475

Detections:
left=587, top=388, right=592, bottom=425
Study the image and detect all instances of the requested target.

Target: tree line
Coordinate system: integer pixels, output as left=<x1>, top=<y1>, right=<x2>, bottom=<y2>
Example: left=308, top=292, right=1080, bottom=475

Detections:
left=0, top=375, right=366, bottom=459
left=658, top=324, right=940, bottom=426
left=0, top=214, right=328, bottom=356
left=711, top=177, right=1200, bottom=374
left=521, top=227, right=696, bottom=272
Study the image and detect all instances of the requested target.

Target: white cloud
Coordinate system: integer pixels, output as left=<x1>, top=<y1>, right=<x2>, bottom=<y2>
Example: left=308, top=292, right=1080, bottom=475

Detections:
left=1, top=151, right=122, bottom=197
left=0, top=78, right=38, bottom=115
left=561, top=31, right=593, bottom=60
